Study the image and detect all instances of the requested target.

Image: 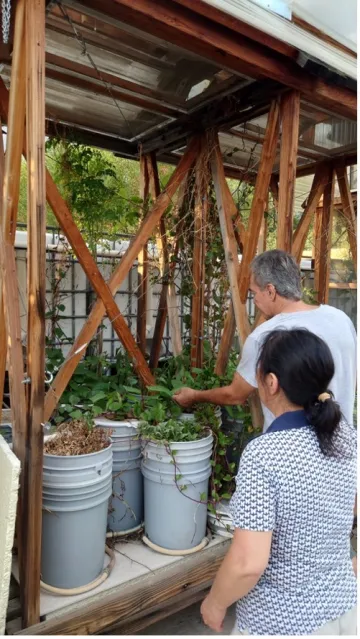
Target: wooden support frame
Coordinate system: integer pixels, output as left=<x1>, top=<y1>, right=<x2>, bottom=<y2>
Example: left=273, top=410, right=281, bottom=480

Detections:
left=335, top=166, right=357, bottom=272
left=277, top=91, right=300, bottom=252
left=191, top=136, right=209, bottom=371
left=211, top=133, right=263, bottom=430
left=147, top=152, right=183, bottom=370
left=0, top=0, right=26, bottom=421
left=23, top=0, right=46, bottom=626
left=238, top=100, right=280, bottom=302
left=313, top=207, right=322, bottom=297
left=44, top=137, right=199, bottom=420
left=45, top=171, right=155, bottom=387
left=292, top=164, right=329, bottom=262
left=137, top=154, right=150, bottom=355
left=317, top=167, right=335, bottom=304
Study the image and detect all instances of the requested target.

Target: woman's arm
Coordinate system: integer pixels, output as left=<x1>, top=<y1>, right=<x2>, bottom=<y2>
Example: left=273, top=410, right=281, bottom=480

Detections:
left=200, top=528, right=272, bottom=632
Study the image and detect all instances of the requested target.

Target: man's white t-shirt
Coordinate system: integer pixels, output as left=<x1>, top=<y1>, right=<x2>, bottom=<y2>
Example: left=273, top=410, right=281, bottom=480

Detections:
left=237, top=305, right=357, bottom=431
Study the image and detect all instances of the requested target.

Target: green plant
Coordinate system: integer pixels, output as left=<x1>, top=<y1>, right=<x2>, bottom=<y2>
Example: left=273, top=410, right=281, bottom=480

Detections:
left=138, top=417, right=205, bottom=443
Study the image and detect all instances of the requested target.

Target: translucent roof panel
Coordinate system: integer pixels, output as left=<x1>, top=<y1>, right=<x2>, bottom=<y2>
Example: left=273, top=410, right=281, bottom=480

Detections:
left=291, top=0, right=357, bottom=52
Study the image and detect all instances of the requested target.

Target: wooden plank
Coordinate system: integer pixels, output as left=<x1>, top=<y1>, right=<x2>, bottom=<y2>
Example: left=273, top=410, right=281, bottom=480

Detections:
left=23, top=0, right=46, bottom=626
left=191, top=137, right=208, bottom=371
left=44, top=137, right=199, bottom=421
left=313, top=207, right=322, bottom=298
left=105, top=586, right=206, bottom=634
left=15, top=539, right=230, bottom=635
left=238, top=100, right=280, bottom=303
left=317, top=167, right=335, bottom=304
left=45, top=171, right=155, bottom=387
left=89, top=0, right=357, bottom=119
left=277, top=91, right=300, bottom=252
left=292, top=165, right=328, bottom=262
left=335, top=166, right=357, bottom=272
left=136, top=154, right=149, bottom=356
left=0, top=0, right=26, bottom=422
left=211, top=135, right=263, bottom=430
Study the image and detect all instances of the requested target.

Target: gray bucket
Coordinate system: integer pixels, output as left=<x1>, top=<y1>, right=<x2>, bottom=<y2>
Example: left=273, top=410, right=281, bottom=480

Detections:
left=207, top=499, right=235, bottom=538
left=94, top=418, right=143, bottom=532
left=141, top=433, right=213, bottom=550
left=41, top=442, right=112, bottom=589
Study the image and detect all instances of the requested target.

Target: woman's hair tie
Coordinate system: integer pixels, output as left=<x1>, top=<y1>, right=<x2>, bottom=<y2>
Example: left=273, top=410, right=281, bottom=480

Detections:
left=318, top=392, right=331, bottom=402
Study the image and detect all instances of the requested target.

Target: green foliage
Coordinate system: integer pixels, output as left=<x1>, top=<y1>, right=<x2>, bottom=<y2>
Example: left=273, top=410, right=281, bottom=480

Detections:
left=138, top=417, right=205, bottom=443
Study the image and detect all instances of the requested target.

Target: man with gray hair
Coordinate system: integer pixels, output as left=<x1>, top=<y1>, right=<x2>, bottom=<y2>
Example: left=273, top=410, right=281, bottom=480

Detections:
left=174, top=249, right=356, bottom=431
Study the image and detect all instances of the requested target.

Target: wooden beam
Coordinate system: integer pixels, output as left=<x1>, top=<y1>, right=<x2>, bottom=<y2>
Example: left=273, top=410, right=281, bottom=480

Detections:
left=82, top=0, right=357, bottom=119
left=335, top=166, right=357, bottom=272
left=23, top=0, right=46, bottom=626
left=211, top=134, right=263, bottom=430
left=0, top=0, right=26, bottom=422
left=292, top=164, right=329, bottom=262
left=317, top=167, right=335, bottom=304
left=191, top=136, right=208, bottom=370
left=137, top=154, right=149, bottom=356
left=148, top=153, right=172, bottom=369
left=45, top=171, right=155, bottom=387
left=239, top=100, right=280, bottom=302
left=277, top=91, right=300, bottom=252
left=313, top=207, right=322, bottom=297
left=44, top=137, right=199, bottom=421
left=294, top=153, right=357, bottom=179
left=15, top=538, right=230, bottom=635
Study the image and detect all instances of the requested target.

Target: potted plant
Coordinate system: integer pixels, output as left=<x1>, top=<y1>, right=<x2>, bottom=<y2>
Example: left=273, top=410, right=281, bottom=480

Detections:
left=41, top=419, right=113, bottom=590
left=139, top=398, right=213, bottom=552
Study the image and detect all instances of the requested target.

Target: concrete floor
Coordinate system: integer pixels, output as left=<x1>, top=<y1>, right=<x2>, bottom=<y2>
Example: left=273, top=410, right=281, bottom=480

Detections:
left=144, top=603, right=236, bottom=635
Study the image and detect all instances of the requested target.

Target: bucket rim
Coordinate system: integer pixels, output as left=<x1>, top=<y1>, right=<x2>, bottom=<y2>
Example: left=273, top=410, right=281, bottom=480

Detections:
left=43, top=440, right=112, bottom=460
left=142, top=432, right=213, bottom=447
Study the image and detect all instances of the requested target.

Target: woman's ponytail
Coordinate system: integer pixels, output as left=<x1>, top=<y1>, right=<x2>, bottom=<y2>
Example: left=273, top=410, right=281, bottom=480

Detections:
left=304, top=392, right=342, bottom=456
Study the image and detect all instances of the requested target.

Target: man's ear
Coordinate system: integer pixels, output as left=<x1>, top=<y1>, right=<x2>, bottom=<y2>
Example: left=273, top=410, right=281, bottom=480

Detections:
left=266, top=283, right=276, bottom=301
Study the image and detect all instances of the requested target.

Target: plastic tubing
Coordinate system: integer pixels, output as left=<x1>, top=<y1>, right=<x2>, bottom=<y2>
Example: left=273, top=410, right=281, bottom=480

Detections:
left=40, top=546, right=115, bottom=596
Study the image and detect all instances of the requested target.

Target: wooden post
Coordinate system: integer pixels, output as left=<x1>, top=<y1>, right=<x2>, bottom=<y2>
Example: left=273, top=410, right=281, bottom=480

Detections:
left=137, top=154, right=149, bottom=355
left=0, top=0, right=26, bottom=421
left=317, top=167, right=335, bottom=304
left=216, top=101, right=280, bottom=375
left=45, top=171, right=155, bottom=387
left=211, top=134, right=263, bottom=429
left=277, top=91, right=300, bottom=252
left=239, top=100, right=280, bottom=302
left=191, top=136, right=208, bottom=370
left=44, top=137, right=199, bottom=421
left=335, top=166, right=357, bottom=272
left=292, top=164, right=328, bottom=262
left=23, top=0, right=46, bottom=626
left=313, top=206, right=322, bottom=299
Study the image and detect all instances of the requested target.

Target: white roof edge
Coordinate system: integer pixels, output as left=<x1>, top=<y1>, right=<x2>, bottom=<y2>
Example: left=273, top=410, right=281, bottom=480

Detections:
left=201, top=0, right=357, bottom=82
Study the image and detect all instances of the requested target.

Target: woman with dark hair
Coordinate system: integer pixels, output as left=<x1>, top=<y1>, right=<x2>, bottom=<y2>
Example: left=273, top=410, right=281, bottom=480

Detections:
left=201, top=329, right=357, bottom=636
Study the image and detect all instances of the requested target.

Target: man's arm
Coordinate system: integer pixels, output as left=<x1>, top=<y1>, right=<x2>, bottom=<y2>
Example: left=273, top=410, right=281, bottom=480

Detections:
left=173, top=372, right=255, bottom=408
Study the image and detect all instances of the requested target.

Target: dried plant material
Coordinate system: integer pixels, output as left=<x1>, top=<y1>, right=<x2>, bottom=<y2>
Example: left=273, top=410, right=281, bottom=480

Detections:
left=44, top=420, right=111, bottom=456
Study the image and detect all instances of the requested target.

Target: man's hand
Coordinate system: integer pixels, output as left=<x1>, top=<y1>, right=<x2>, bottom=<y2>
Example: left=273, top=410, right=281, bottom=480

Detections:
left=173, top=387, right=196, bottom=408
left=200, top=594, right=227, bottom=632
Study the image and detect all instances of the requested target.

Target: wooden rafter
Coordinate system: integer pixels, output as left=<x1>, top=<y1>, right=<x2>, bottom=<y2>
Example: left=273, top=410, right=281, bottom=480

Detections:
left=210, top=133, right=263, bottom=430
left=44, top=137, right=199, bottom=421
left=335, top=166, right=357, bottom=272
left=277, top=91, right=300, bottom=252
left=23, top=0, right=46, bottom=626
left=313, top=206, right=322, bottom=297
left=317, top=167, right=335, bottom=304
left=292, top=164, right=329, bottom=262
left=238, top=100, right=280, bottom=302
left=81, top=0, right=357, bottom=119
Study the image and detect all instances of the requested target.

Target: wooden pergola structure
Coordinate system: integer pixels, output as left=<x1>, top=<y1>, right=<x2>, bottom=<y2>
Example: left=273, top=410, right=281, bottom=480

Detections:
left=0, top=0, right=356, bottom=632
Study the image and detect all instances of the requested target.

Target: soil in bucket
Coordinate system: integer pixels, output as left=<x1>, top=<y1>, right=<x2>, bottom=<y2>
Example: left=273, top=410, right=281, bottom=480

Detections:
left=42, top=420, right=113, bottom=589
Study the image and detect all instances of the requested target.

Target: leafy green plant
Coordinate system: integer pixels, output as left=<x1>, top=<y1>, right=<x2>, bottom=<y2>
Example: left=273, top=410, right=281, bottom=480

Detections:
left=138, top=417, right=205, bottom=443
